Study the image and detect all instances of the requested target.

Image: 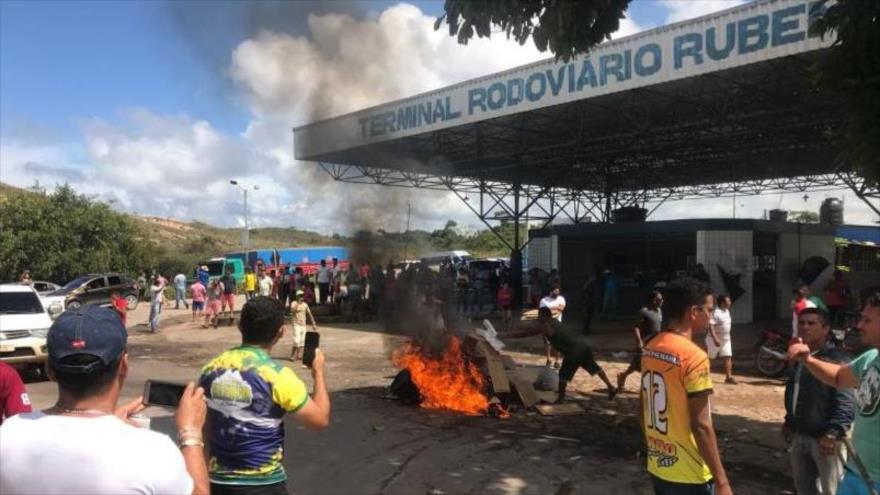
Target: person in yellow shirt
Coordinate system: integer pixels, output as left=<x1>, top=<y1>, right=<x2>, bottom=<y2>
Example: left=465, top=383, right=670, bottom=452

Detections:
left=641, top=281, right=732, bottom=495
left=244, top=267, right=257, bottom=301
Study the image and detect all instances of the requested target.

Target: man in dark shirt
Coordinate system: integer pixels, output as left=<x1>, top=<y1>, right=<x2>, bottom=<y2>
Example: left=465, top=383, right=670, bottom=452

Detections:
left=617, top=290, right=663, bottom=392
left=504, top=307, right=617, bottom=402
left=220, top=267, right=236, bottom=320
left=784, top=308, right=854, bottom=495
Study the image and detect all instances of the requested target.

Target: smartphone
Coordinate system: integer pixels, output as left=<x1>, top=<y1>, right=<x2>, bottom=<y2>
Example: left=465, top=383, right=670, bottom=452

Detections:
left=302, top=331, right=320, bottom=367
left=144, top=380, right=187, bottom=408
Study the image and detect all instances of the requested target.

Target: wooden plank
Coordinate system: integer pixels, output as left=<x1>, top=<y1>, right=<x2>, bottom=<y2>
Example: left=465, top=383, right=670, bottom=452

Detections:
left=535, top=402, right=585, bottom=416
left=485, top=355, right=510, bottom=393
left=509, top=375, right=540, bottom=409
left=500, top=354, right=517, bottom=371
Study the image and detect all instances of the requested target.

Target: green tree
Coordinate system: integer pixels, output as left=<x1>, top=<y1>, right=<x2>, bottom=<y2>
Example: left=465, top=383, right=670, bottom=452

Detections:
left=788, top=210, right=820, bottom=223
left=810, top=0, right=880, bottom=187
left=0, top=184, right=152, bottom=283
left=435, top=0, right=631, bottom=62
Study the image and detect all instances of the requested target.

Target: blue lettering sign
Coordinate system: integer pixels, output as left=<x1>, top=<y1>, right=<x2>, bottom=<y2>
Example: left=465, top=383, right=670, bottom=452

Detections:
left=772, top=4, right=806, bottom=46
left=706, top=23, right=736, bottom=61
left=674, top=33, right=703, bottom=69
left=635, top=43, right=662, bottom=77
left=526, top=72, right=546, bottom=102
left=738, top=15, right=770, bottom=54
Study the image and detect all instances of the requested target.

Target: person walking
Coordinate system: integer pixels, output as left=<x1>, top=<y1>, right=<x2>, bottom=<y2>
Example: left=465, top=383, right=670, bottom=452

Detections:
left=199, top=297, right=330, bottom=495
left=290, top=290, right=318, bottom=362
left=641, top=282, right=732, bottom=495
left=190, top=278, right=206, bottom=323
left=617, top=291, right=663, bottom=392
left=220, top=267, right=236, bottom=320
left=204, top=279, right=224, bottom=329
left=788, top=292, right=880, bottom=495
left=784, top=308, right=854, bottom=495
left=707, top=295, right=737, bottom=384
left=174, top=272, right=190, bottom=310
left=137, top=270, right=148, bottom=302
left=149, top=276, right=165, bottom=333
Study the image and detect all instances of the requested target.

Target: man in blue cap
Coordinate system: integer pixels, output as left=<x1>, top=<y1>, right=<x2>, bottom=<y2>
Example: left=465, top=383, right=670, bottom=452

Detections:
left=0, top=305, right=210, bottom=495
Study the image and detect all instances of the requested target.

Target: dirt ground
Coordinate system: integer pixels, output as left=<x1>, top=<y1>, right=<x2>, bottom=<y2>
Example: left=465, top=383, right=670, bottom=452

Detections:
left=23, top=298, right=796, bottom=495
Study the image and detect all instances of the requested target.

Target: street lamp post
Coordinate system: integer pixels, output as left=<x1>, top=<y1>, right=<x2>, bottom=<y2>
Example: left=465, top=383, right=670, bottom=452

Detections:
left=230, top=180, right=260, bottom=258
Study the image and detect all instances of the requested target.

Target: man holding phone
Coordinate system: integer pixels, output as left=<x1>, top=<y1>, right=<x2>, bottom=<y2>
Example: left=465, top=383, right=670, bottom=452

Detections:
left=0, top=305, right=210, bottom=495
left=200, top=296, right=331, bottom=495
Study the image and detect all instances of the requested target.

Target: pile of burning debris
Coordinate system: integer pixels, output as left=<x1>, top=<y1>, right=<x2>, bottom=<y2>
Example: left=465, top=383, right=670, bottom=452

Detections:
left=388, top=321, right=541, bottom=418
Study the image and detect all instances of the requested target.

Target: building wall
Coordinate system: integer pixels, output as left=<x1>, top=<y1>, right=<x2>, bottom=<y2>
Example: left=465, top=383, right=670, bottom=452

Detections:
left=696, top=230, right=753, bottom=324
left=776, top=233, right=836, bottom=319
left=527, top=237, right=554, bottom=273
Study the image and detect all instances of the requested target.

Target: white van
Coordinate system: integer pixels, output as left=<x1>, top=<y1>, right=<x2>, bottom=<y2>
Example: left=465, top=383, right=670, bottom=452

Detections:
left=0, top=284, right=52, bottom=373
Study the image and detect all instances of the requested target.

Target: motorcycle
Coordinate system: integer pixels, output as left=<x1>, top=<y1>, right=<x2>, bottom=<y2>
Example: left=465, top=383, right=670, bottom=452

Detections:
left=754, top=327, right=790, bottom=378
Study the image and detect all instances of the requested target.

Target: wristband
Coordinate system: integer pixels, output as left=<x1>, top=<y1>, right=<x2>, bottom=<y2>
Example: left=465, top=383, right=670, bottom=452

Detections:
left=179, top=438, right=204, bottom=449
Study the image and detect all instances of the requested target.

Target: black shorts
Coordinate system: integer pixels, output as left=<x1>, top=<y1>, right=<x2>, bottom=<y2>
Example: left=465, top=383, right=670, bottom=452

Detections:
left=211, top=482, right=288, bottom=495
left=559, top=348, right=602, bottom=381
left=629, top=346, right=643, bottom=371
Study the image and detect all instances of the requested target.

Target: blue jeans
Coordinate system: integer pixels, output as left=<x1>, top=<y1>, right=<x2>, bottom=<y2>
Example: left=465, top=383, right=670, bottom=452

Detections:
left=175, top=287, right=188, bottom=309
left=149, top=301, right=162, bottom=332
left=838, top=470, right=880, bottom=495
left=651, top=475, right=715, bottom=495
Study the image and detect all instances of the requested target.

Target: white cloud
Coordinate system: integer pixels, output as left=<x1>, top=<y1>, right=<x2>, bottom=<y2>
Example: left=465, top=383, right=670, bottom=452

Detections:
left=659, top=0, right=747, bottom=24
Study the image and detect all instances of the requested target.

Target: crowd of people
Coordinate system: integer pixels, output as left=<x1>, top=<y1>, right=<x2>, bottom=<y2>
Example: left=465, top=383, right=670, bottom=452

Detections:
left=3, top=259, right=878, bottom=495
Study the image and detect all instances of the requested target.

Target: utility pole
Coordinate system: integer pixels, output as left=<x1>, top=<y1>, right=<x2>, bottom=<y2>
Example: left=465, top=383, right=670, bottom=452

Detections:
left=403, top=202, right=412, bottom=261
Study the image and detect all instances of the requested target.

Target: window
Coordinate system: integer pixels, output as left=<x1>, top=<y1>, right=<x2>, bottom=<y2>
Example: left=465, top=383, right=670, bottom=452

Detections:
left=0, top=292, right=45, bottom=315
left=86, top=278, right=106, bottom=290
left=107, top=275, right=123, bottom=286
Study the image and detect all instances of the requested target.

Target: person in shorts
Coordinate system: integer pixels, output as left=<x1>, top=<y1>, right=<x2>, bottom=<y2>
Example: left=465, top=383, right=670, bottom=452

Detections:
left=290, top=290, right=318, bottom=362
left=505, top=307, right=617, bottom=402
left=190, top=278, right=206, bottom=323
left=204, top=279, right=224, bottom=329
left=497, top=281, right=513, bottom=332
left=706, top=295, right=736, bottom=384
left=617, top=290, right=663, bottom=392
left=220, top=267, right=236, bottom=319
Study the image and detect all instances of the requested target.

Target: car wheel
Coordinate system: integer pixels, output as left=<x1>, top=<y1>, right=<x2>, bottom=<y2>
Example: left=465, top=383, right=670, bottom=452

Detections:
left=67, top=299, right=82, bottom=310
left=125, top=294, right=139, bottom=310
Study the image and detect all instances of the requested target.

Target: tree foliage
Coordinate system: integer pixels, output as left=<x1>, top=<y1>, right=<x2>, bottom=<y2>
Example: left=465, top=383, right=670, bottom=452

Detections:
left=0, top=185, right=152, bottom=283
left=810, top=0, right=880, bottom=187
left=436, top=0, right=632, bottom=62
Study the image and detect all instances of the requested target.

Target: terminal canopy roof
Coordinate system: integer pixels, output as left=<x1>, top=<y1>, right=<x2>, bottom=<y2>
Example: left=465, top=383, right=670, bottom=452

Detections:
left=294, top=0, right=857, bottom=202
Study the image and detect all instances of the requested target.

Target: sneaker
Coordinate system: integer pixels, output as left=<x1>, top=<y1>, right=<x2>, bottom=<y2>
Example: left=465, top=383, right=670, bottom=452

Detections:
left=724, top=377, right=738, bottom=385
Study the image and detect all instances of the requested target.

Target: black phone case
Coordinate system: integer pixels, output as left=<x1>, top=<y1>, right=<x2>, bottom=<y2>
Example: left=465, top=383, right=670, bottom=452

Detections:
left=302, top=332, right=320, bottom=367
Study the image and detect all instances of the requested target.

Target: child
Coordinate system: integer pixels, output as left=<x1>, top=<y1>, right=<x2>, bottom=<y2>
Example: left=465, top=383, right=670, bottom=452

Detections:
left=109, top=290, right=128, bottom=328
left=497, top=281, right=512, bottom=332
left=504, top=307, right=617, bottom=402
left=290, top=290, right=318, bottom=361
left=190, top=278, right=206, bottom=323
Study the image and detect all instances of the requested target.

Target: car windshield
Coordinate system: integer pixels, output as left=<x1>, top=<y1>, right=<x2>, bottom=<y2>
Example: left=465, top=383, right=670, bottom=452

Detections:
left=205, top=262, right=225, bottom=276
left=0, top=292, right=46, bottom=315
left=61, top=276, right=93, bottom=290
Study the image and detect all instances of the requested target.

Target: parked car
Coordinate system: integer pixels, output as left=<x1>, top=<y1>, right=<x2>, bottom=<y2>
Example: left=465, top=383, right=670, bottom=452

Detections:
left=50, top=272, right=139, bottom=310
left=0, top=284, right=51, bottom=376
left=31, top=280, right=61, bottom=295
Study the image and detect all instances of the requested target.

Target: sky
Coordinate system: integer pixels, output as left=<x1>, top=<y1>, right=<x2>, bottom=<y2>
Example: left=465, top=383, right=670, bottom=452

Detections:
left=1, top=0, right=877, bottom=234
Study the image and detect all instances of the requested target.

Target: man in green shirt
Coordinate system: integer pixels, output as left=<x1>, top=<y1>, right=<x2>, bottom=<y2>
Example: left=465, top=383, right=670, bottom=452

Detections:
left=789, top=291, right=880, bottom=495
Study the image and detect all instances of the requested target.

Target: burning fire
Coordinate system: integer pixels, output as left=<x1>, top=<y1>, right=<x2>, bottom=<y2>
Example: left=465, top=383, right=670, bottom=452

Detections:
left=392, top=337, right=489, bottom=415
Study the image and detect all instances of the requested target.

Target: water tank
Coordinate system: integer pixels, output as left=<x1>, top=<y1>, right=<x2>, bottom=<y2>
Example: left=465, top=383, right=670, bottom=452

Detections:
left=769, top=209, right=788, bottom=222
left=820, top=198, right=844, bottom=225
left=612, top=206, right=647, bottom=223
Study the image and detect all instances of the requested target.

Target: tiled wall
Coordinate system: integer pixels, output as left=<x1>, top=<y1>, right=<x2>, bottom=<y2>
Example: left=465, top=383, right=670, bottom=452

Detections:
left=528, top=237, right=553, bottom=272
left=696, top=230, right=754, bottom=323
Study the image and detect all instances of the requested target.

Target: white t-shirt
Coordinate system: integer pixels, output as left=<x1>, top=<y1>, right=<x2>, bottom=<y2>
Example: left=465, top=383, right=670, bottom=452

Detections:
left=316, top=266, right=331, bottom=284
left=711, top=308, right=732, bottom=341
left=0, top=413, right=192, bottom=495
left=258, top=276, right=274, bottom=296
left=539, top=295, right=566, bottom=322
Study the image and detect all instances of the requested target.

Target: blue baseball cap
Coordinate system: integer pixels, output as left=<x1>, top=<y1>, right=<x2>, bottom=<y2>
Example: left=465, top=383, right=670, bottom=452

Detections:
left=48, top=305, right=127, bottom=374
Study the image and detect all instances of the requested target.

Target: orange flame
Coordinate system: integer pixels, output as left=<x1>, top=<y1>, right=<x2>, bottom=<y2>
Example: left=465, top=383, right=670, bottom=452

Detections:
left=392, top=337, right=489, bottom=415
